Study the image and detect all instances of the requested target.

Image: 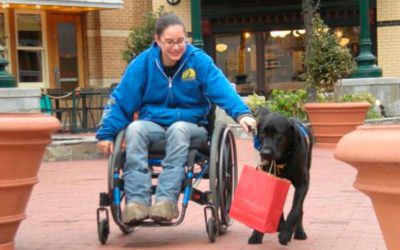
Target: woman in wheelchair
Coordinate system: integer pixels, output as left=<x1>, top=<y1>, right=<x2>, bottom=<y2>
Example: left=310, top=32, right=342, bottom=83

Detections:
left=96, top=12, right=255, bottom=239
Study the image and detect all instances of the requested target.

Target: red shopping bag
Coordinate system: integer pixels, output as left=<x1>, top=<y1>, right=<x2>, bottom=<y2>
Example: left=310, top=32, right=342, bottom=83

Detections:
left=229, top=165, right=290, bottom=233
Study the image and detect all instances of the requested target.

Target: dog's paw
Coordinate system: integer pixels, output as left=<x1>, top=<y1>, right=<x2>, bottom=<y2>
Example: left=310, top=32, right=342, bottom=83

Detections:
left=294, top=230, right=307, bottom=240
left=248, top=235, right=263, bottom=244
left=248, top=231, right=264, bottom=244
left=278, top=231, right=292, bottom=245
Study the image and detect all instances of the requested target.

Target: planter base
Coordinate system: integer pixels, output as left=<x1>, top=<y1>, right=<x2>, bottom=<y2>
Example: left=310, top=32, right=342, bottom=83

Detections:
left=0, top=242, right=14, bottom=250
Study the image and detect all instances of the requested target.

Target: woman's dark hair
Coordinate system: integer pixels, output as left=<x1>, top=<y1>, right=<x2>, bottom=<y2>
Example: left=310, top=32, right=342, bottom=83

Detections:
left=155, top=13, right=186, bottom=36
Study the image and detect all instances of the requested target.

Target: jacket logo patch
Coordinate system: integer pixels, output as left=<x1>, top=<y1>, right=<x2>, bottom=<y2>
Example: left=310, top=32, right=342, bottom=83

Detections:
left=182, top=68, right=196, bottom=81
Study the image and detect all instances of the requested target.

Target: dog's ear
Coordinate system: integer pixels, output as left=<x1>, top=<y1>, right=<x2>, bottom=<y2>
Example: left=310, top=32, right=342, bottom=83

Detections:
left=254, top=106, right=270, bottom=121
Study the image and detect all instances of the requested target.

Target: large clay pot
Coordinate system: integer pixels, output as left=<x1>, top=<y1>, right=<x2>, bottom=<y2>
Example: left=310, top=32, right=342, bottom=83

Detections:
left=304, top=102, right=370, bottom=146
left=334, top=124, right=400, bottom=250
left=0, top=113, right=60, bottom=250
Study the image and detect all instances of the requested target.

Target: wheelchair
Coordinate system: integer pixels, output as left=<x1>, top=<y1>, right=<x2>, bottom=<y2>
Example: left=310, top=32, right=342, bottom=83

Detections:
left=96, top=118, right=239, bottom=244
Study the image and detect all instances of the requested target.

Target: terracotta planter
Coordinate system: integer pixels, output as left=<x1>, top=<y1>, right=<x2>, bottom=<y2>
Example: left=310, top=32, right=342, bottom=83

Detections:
left=304, top=102, right=370, bottom=146
left=0, top=113, right=60, bottom=250
left=334, top=124, right=400, bottom=250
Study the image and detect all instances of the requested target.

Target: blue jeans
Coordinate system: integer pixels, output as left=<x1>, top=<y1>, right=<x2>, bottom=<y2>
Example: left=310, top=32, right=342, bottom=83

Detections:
left=123, top=121, right=208, bottom=206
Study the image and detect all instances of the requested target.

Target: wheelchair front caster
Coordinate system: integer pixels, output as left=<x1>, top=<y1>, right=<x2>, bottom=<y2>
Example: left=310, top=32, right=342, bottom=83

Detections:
left=118, top=223, right=134, bottom=235
left=98, top=218, right=110, bottom=244
left=218, top=224, right=227, bottom=235
left=206, top=217, right=217, bottom=243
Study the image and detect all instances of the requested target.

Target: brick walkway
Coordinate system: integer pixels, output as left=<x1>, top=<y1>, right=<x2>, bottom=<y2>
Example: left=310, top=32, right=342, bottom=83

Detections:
left=15, top=139, right=385, bottom=250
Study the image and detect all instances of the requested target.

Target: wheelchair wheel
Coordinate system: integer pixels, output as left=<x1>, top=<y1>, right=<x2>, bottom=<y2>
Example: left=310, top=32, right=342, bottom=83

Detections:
left=108, top=130, right=134, bottom=235
left=108, top=130, right=125, bottom=192
left=206, top=217, right=217, bottom=243
left=218, top=127, right=238, bottom=228
left=98, top=218, right=110, bottom=244
left=209, top=122, right=238, bottom=233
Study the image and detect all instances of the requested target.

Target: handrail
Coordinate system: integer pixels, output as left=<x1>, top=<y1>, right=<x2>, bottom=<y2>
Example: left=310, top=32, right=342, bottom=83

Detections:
left=46, top=92, right=74, bottom=99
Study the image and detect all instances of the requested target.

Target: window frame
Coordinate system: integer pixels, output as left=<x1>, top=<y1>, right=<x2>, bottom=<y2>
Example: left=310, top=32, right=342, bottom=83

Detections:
left=0, top=9, right=11, bottom=71
left=14, top=9, right=48, bottom=88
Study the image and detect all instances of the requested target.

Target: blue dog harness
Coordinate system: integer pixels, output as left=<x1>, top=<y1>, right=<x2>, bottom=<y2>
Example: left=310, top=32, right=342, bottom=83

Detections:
left=253, top=135, right=262, bottom=151
left=295, top=121, right=311, bottom=149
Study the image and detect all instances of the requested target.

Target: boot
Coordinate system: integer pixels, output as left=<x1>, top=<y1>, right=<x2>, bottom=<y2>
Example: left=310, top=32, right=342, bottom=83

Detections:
left=122, top=202, right=149, bottom=224
left=150, top=200, right=179, bottom=222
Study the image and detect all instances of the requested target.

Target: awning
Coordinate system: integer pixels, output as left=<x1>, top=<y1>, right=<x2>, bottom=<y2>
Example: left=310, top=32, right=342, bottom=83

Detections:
left=3, top=0, right=123, bottom=9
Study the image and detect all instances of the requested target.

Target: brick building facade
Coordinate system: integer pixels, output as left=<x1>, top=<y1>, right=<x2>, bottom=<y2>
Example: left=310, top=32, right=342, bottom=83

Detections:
left=377, top=0, right=400, bottom=77
left=1, top=0, right=399, bottom=90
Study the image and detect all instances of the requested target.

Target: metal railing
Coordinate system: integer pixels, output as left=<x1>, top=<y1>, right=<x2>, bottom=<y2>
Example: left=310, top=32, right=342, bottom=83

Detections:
left=42, top=87, right=112, bottom=133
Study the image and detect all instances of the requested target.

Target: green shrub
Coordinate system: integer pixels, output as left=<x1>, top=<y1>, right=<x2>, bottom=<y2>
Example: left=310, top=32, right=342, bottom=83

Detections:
left=246, top=93, right=267, bottom=113
left=246, top=90, right=308, bottom=122
left=316, top=92, right=382, bottom=119
left=302, top=14, right=356, bottom=101
left=123, top=6, right=165, bottom=63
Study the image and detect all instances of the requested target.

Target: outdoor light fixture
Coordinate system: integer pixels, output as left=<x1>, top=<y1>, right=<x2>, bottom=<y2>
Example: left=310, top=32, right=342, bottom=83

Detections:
left=216, top=43, right=228, bottom=52
left=293, top=29, right=306, bottom=37
left=244, top=32, right=251, bottom=39
left=339, top=37, right=350, bottom=47
left=167, top=0, right=180, bottom=6
left=270, top=30, right=291, bottom=38
left=335, top=29, right=343, bottom=38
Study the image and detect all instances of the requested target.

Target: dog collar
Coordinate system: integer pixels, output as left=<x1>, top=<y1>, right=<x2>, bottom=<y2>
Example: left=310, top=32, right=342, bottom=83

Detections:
left=257, top=160, right=286, bottom=176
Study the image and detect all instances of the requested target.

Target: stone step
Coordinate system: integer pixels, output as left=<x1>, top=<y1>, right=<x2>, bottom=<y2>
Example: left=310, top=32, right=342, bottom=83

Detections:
left=43, top=127, right=251, bottom=162
left=43, top=135, right=105, bottom=162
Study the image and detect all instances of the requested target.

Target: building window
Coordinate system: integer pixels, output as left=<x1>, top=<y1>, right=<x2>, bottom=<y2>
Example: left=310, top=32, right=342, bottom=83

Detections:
left=263, top=27, right=359, bottom=90
left=332, top=26, right=360, bottom=57
left=264, top=30, right=305, bottom=87
left=213, top=27, right=359, bottom=93
left=0, top=11, right=9, bottom=63
left=215, top=32, right=257, bottom=94
left=16, top=12, right=46, bottom=84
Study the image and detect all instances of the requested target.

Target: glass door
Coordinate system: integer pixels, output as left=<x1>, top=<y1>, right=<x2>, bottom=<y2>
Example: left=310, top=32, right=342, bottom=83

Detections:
left=49, top=14, right=83, bottom=91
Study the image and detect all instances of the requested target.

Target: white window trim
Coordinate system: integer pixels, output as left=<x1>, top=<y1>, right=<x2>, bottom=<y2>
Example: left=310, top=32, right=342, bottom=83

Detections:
left=14, top=9, right=49, bottom=88
left=0, top=9, right=11, bottom=72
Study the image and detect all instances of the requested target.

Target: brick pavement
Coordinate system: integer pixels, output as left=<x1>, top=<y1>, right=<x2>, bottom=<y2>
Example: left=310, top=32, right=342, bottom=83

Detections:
left=15, top=139, right=385, bottom=250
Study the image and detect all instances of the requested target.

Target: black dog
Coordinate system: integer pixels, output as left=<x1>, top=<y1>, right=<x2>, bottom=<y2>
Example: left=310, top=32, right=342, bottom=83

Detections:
left=248, top=106, right=313, bottom=246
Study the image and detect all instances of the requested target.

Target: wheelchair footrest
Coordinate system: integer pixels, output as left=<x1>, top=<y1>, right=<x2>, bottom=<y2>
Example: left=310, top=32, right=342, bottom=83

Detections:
left=99, top=192, right=110, bottom=207
left=191, top=188, right=210, bottom=205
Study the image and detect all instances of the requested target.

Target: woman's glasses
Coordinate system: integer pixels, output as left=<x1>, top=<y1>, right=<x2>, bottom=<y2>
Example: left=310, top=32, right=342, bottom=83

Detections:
left=160, top=38, right=186, bottom=48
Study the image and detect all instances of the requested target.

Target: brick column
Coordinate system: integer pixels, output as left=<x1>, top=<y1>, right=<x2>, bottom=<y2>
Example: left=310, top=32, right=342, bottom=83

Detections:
left=377, top=0, right=400, bottom=77
left=85, top=0, right=152, bottom=87
left=152, top=0, right=192, bottom=33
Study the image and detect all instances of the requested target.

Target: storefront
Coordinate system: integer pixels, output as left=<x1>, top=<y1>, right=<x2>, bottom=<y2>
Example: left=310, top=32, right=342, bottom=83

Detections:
left=0, top=0, right=123, bottom=90
left=201, top=0, right=376, bottom=95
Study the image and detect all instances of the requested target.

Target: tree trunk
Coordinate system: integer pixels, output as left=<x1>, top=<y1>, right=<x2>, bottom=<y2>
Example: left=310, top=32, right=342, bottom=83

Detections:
left=302, top=0, right=318, bottom=102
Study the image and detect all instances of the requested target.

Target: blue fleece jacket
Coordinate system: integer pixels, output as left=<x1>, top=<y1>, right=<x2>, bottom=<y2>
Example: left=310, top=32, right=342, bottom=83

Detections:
left=96, top=43, right=251, bottom=141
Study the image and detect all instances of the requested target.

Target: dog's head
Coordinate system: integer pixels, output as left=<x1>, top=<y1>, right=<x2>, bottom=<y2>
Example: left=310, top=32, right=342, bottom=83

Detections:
left=256, top=107, right=297, bottom=162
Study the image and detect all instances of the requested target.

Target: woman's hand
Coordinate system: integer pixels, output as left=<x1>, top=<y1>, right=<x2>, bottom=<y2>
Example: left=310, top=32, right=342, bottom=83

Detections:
left=97, top=140, right=114, bottom=155
left=239, top=116, right=257, bottom=133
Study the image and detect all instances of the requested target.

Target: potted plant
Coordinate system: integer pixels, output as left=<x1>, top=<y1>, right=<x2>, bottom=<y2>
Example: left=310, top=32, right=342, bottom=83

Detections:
left=302, top=14, right=371, bottom=146
left=0, top=113, right=60, bottom=249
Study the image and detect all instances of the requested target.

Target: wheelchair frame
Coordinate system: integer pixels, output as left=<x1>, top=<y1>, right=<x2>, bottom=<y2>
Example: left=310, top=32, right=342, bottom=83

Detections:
left=96, top=121, right=238, bottom=244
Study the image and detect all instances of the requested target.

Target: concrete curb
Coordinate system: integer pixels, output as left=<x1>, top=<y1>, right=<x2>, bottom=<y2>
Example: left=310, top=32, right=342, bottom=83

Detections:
left=43, top=135, right=106, bottom=162
left=43, top=127, right=252, bottom=162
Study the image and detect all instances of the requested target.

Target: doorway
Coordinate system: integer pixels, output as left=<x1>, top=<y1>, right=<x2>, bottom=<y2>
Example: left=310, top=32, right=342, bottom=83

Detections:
left=49, top=14, right=84, bottom=91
